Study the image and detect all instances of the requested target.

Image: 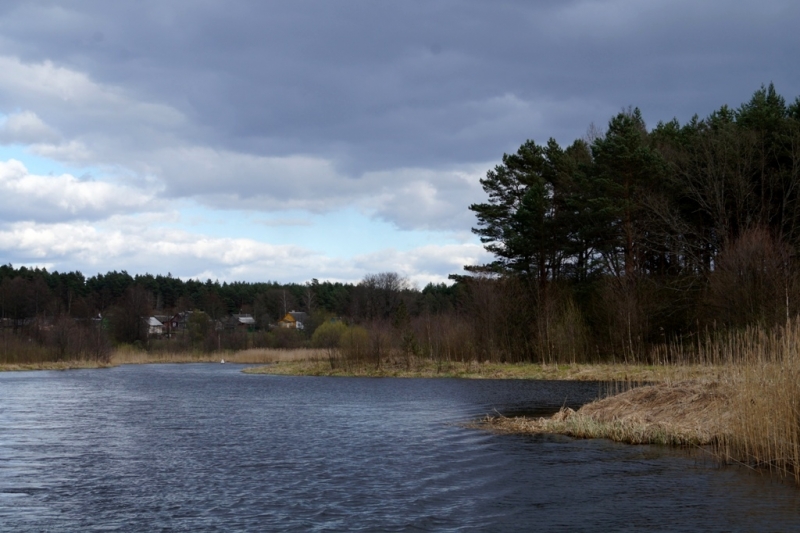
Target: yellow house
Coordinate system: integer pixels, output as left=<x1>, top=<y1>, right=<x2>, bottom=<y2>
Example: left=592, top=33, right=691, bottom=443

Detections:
left=278, top=311, right=308, bottom=330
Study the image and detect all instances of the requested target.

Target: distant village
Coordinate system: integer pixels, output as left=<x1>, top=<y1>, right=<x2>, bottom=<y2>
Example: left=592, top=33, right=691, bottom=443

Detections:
left=145, top=311, right=309, bottom=337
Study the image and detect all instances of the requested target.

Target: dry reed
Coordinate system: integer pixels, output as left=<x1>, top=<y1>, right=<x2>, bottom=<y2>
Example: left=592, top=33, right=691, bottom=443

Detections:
left=109, top=347, right=327, bottom=366
left=478, top=320, right=800, bottom=484
left=479, top=381, right=731, bottom=446
left=711, top=323, right=800, bottom=483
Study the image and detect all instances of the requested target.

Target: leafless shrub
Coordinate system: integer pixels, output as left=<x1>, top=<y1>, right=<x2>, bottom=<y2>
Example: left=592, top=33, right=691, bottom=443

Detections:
left=705, top=227, right=798, bottom=329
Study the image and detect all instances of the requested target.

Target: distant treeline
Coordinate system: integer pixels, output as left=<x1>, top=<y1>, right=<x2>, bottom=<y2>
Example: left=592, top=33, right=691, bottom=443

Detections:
left=0, top=265, right=467, bottom=362
left=0, top=266, right=459, bottom=324
left=4, top=84, right=800, bottom=366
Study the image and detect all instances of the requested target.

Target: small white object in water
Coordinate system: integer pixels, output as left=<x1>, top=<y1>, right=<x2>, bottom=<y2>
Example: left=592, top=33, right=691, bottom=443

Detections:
left=220, top=359, right=225, bottom=364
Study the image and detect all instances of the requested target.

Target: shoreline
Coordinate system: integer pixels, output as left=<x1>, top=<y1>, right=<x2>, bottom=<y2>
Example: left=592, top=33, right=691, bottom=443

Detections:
left=2, top=355, right=718, bottom=385
left=0, top=348, right=329, bottom=372
left=247, top=360, right=735, bottom=451
left=241, top=359, right=719, bottom=382
left=473, top=380, right=731, bottom=447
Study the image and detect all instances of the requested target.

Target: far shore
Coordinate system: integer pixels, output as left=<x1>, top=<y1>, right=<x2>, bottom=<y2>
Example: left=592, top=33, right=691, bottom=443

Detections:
left=0, top=347, right=329, bottom=372
left=242, top=358, right=720, bottom=382
left=3, top=352, right=721, bottom=384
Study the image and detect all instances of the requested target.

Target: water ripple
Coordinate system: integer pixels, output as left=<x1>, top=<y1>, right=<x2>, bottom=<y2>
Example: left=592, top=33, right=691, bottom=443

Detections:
left=2, top=365, right=800, bottom=531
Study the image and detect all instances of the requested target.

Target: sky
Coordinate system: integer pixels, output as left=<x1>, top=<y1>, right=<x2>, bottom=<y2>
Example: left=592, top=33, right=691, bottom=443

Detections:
left=0, top=0, right=798, bottom=287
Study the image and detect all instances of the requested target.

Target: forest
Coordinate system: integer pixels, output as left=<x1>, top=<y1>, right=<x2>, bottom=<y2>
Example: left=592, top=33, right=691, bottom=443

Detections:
left=3, top=84, right=800, bottom=366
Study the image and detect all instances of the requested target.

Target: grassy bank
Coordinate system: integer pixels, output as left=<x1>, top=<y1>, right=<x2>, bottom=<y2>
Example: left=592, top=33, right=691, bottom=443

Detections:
left=475, top=322, right=800, bottom=484
left=0, top=360, right=115, bottom=371
left=477, top=381, right=731, bottom=446
left=110, top=346, right=328, bottom=365
left=0, top=347, right=328, bottom=371
left=243, top=358, right=717, bottom=381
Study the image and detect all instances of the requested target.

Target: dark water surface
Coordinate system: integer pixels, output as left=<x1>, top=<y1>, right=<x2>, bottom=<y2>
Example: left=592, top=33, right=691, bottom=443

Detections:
left=2, top=365, right=800, bottom=532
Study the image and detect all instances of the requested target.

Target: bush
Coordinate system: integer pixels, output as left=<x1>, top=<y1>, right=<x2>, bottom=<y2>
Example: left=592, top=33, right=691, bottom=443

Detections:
left=271, top=327, right=306, bottom=349
left=340, top=325, right=370, bottom=363
left=312, top=320, right=347, bottom=368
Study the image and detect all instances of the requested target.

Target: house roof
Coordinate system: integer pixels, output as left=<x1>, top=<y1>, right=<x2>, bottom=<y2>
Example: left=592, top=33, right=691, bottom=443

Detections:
left=146, top=317, right=163, bottom=327
left=279, top=311, right=308, bottom=323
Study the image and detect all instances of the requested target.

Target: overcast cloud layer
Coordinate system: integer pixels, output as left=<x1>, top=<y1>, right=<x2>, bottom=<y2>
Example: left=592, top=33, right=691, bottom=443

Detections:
left=0, top=0, right=798, bottom=284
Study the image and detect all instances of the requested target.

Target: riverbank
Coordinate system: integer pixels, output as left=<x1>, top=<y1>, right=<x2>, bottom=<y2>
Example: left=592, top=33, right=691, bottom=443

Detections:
left=0, top=360, right=114, bottom=371
left=0, top=347, right=328, bottom=372
left=251, top=360, right=735, bottom=447
left=475, top=381, right=732, bottom=446
left=242, top=358, right=718, bottom=382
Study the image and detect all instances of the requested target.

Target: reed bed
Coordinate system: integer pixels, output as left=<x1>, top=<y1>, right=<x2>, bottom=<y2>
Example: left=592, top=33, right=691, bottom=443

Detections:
left=227, top=348, right=327, bottom=364
left=109, top=347, right=327, bottom=366
left=478, top=320, right=800, bottom=484
left=0, top=360, right=113, bottom=371
left=479, top=381, right=732, bottom=446
left=711, top=323, right=800, bottom=483
left=244, top=357, right=719, bottom=381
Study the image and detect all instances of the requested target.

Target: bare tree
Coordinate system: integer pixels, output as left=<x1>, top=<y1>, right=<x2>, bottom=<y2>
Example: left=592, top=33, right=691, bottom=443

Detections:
left=356, top=272, right=411, bottom=321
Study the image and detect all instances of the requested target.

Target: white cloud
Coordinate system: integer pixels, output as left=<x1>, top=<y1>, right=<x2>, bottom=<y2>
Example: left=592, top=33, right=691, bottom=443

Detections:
left=0, top=55, right=490, bottom=233
left=255, top=218, right=314, bottom=227
left=353, top=243, right=490, bottom=287
left=0, top=219, right=488, bottom=284
left=362, top=165, right=486, bottom=231
left=0, top=111, right=60, bottom=144
left=0, top=158, right=159, bottom=222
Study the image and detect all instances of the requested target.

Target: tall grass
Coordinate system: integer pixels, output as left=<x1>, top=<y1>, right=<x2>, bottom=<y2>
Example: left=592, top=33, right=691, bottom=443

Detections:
left=109, top=346, right=327, bottom=365
left=618, top=321, right=800, bottom=483
left=705, top=322, right=800, bottom=483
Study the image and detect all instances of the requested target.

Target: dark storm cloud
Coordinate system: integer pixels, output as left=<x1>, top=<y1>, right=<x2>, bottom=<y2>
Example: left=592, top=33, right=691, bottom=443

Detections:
left=3, top=1, right=797, bottom=158
left=0, top=0, right=798, bottom=229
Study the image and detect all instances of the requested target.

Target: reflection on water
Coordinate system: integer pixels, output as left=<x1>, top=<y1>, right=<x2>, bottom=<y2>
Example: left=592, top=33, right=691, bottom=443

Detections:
left=1, top=364, right=800, bottom=532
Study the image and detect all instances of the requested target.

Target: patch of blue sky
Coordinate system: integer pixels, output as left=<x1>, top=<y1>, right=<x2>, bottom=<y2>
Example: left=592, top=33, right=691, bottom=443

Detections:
left=170, top=204, right=466, bottom=257
left=0, top=144, right=102, bottom=179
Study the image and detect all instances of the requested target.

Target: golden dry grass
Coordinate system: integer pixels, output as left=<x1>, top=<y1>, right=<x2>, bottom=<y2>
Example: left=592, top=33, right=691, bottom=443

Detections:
left=1, top=346, right=328, bottom=371
left=713, top=341, right=800, bottom=482
left=227, top=348, right=327, bottom=364
left=243, top=357, right=720, bottom=381
left=0, top=360, right=113, bottom=371
left=478, top=381, right=732, bottom=446
left=476, top=321, right=800, bottom=484
left=109, top=347, right=327, bottom=366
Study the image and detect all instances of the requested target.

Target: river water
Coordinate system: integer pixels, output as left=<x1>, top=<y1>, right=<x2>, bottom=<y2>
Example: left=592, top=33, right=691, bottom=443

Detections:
left=1, top=364, right=800, bottom=532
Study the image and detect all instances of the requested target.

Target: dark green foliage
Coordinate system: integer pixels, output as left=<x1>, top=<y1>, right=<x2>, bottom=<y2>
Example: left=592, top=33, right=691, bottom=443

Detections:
left=467, top=85, right=800, bottom=360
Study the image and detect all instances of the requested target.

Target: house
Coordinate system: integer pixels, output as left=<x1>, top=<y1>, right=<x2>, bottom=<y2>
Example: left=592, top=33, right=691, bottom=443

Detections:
left=168, top=311, right=193, bottom=334
left=226, top=313, right=257, bottom=330
left=278, top=311, right=308, bottom=330
left=145, top=316, right=164, bottom=336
